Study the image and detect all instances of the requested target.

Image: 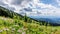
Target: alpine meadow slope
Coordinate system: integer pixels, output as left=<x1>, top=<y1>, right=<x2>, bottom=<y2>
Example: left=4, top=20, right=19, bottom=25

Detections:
left=0, top=6, right=60, bottom=34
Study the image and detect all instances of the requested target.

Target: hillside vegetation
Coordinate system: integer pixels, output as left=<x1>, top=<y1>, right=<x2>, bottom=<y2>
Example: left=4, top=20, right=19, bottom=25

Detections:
left=0, top=6, right=60, bottom=34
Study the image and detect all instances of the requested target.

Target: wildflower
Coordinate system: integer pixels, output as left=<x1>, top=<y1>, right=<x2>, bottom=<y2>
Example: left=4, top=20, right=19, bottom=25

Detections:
left=17, top=29, right=22, bottom=33
left=0, top=30, right=3, bottom=33
left=11, top=28, right=15, bottom=33
left=3, top=28, right=9, bottom=31
left=22, top=32, right=26, bottom=34
left=11, top=30, right=14, bottom=33
left=22, top=27, right=28, bottom=31
left=12, top=28, right=15, bottom=31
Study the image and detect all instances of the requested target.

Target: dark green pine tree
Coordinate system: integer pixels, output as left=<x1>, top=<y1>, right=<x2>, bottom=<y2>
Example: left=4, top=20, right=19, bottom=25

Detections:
left=24, top=13, right=28, bottom=22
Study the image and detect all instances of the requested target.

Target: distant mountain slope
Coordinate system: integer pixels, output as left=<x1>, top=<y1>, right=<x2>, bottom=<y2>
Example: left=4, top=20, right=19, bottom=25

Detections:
left=0, top=6, right=42, bottom=22
left=0, top=6, right=60, bottom=26
left=0, top=6, right=40, bottom=23
left=33, top=18, right=60, bottom=26
left=0, top=6, right=23, bottom=18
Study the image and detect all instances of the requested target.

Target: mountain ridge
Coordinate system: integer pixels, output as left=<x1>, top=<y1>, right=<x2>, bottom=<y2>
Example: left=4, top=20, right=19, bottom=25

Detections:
left=0, top=6, right=60, bottom=26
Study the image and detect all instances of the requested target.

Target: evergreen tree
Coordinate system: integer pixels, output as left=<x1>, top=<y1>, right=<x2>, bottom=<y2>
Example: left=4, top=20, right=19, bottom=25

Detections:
left=24, top=13, right=28, bottom=22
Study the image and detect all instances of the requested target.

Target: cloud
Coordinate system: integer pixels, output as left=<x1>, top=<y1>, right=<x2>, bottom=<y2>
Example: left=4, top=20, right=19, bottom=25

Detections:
left=0, top=0, right=60, bottom=18
left=0, top=0, right=7, bottom=6
left=4, top=0, right=23, bottom=5
left=23, top=7, right=32, bottom=12
left=25, top=1, right=60, bottom=17
left=3, top=0, right=31, bottom=6
left=55, top=0, right=60, bottom=8
left=2, top=0, right=32, bottom=13
left=0, top=0, right=15, bottom=12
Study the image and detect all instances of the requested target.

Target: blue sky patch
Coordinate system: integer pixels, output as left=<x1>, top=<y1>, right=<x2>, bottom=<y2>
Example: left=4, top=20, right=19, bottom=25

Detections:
left=40, top=0, right=59, bottom=7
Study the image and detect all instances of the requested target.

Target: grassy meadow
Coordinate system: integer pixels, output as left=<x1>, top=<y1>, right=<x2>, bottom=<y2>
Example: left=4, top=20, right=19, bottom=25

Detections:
left=0, top=16, right=60, bottom=34
left=0, top=6, right=60, bottom=34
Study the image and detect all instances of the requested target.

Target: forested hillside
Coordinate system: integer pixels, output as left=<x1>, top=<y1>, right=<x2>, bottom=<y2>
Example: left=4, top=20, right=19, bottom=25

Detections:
left=0, top=6, right=60, bottom=34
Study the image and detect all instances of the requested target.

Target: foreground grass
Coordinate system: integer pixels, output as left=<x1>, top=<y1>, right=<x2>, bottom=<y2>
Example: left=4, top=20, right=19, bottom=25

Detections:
left=0, top=16, right=60, bottom=34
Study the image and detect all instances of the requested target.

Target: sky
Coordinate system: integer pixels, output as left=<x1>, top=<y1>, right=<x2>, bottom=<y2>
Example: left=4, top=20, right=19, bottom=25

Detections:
left=0, top=0, right=60, bottom=18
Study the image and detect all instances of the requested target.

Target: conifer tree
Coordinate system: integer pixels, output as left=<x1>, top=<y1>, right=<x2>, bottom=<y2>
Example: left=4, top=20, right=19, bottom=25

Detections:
left=24, top=13, right=28, bottom=22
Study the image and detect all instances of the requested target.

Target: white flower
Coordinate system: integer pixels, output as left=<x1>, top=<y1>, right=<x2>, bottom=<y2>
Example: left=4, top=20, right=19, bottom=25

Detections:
left=12, top=28, right=15, bottom=31
left=22, top=32, right=26, bottom=34
left=17, top=29, right=22, bottom=33
left=0, top=30, right=3, bottom=32
left=3, top=28, right=9, bottom=31
left=11, top=28, right=15, bottom=32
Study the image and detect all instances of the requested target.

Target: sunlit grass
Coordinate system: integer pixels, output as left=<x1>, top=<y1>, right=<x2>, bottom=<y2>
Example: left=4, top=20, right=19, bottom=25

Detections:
left=0, top=16, right=60, bottom=34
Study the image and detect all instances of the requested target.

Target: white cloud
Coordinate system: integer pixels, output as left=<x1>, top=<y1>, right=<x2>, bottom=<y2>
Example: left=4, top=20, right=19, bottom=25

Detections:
left=0, top=0, right=60, bottom=17
left=25, top=0, right=60, bottom=17
left=56, top=0, right=60, bottom=6
left=3, top=0, right=32, bottom=13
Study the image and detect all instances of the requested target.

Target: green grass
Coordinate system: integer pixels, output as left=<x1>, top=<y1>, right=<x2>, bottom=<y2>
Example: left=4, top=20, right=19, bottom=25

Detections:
left=0, top=6, right=60, bottom=34
left=0, top=16, right=60, bottom=34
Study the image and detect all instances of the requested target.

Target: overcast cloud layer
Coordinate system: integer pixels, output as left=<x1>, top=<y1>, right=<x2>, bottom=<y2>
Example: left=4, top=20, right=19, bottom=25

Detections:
left=0, top=0, right=60, bottom=18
